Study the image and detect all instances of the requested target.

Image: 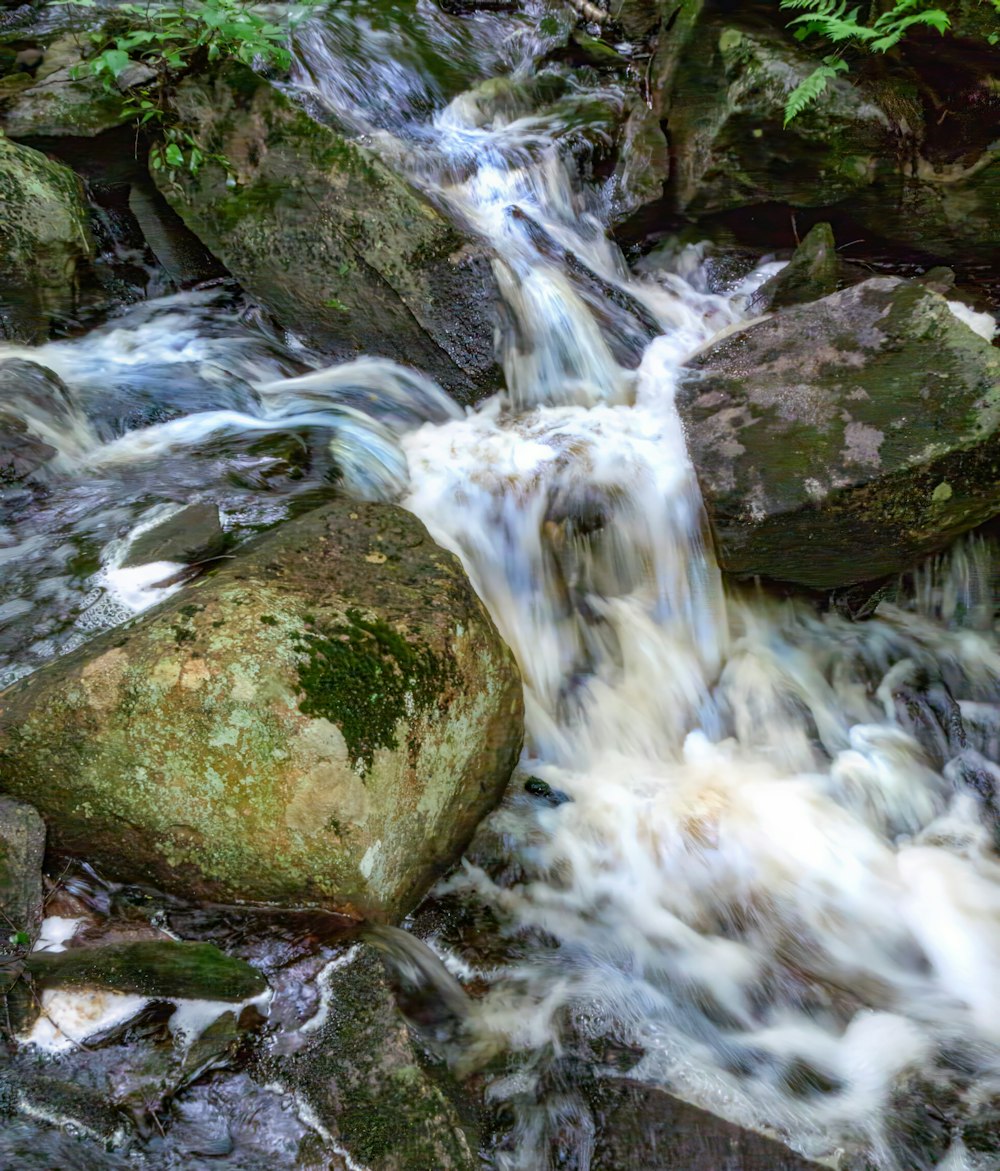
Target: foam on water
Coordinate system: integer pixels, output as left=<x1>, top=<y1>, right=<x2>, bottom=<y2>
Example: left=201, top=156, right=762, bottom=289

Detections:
left=3, top=2, right=1000, bottom=1164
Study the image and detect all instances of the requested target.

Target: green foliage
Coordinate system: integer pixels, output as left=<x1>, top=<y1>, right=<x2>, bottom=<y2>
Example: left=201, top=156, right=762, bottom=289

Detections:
left=61, top=0, right=304, bottom=176
left=780, top=0, right=959, bottom=122
left=783, top=55, right=848, bottom=124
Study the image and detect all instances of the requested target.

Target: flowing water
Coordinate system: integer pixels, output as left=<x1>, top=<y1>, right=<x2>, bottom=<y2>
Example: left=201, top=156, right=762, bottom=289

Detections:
left=3, top=1, right=1000, bottom=1167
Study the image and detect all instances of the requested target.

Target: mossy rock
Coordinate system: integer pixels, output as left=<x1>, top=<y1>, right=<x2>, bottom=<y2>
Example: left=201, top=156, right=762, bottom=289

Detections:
left=678, top=276, right=1000, bottom=589
left=655, top=21, right=893, bottom=216
left=154, top=63, right=502, bottom=406
left=0, top=137, right=94, bottom=341
left=0, top=500, right=523, bottom=918
left=750, top=221, right=840, bottom=311
left=281, top=944, right=477, bottom=1171
left=25, top=940, right=266, bottom=1000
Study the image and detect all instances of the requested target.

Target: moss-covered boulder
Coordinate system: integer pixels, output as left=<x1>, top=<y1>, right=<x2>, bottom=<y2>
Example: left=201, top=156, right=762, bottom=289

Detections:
left=0, top=137, right=94, bottom=341
left=154, top=64, right=501, bottom=405
left=664, top=24, right=891, bottom=217
left=678, top=277, right=1000, bottom=589
left=0, top=500, right=523, bottom=918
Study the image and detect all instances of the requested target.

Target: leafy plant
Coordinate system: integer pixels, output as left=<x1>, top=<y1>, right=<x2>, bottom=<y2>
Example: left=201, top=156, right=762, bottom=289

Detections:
left=62, top=0, right=301, bottom=176
left=780, top=0, right=952, bottom=123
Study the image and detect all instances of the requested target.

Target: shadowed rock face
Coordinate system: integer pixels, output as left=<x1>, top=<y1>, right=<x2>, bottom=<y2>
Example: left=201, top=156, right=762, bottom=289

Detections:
left=678, top=277, right=1000, bottom=590
left=0, top=137, right=94, bottom=342
left=154, top=64, right=503, bottom=406
left=0, top=500, right=524, bottom=918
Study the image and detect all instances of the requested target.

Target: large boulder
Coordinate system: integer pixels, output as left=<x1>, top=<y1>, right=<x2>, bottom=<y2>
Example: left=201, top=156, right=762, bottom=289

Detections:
left=677, top=277, right=1000, bottom=590
left=665, top=23, right=892, bottom=217
left=0, top=500, right=523, bottom=917
left=155, top=64, right=502, bottom=405
left=0, top=137, right=94, bottom=341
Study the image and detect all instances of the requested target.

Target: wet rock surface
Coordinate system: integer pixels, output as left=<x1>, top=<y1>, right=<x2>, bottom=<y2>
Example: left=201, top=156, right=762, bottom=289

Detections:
left=0, top=136, right=94, bottom=341
left=156, top=64, right=503, bottom=405
left=679, top=276, right=1000, bottom=589
left=0, top=796, right=44, bottom=951
left=278, top=943, right=478, bottom=1171
left=750, top=221, right=839, bottom=312
left=0, top=499, right=524, bottom=917
left=120, top=502, right=226, bottom=569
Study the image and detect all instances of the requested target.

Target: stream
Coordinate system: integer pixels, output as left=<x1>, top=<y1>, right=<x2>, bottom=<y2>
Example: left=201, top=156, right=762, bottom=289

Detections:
left=2, top=1, right=1000, bottom=1167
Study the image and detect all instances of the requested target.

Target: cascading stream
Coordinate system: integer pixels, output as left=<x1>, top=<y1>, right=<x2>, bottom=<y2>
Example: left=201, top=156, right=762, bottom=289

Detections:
left=1, top=2, right=999, bottom=1166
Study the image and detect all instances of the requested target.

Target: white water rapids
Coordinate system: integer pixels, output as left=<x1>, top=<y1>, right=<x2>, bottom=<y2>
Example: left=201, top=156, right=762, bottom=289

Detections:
left=3, top=1, right=1000, bottom=1166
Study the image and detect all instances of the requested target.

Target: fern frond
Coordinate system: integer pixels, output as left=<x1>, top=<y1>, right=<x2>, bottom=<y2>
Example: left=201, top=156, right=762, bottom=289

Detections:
left=783, top=61, right=845, bottom=125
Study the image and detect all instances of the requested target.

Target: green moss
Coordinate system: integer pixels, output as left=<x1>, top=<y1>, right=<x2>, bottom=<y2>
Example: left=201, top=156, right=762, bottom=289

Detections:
left=294, top=609, right=448, bottom=774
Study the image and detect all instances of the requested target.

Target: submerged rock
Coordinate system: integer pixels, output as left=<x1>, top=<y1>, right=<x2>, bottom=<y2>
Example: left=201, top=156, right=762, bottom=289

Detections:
left=0, top=500, right=523, bottom=917
left=0, top=137, right=94, bottom=341
left=678, top=277, right=1000, bottom=589
left=120, top=503, right=226, bottom=569
left=155, top=64, right=502, bottom=405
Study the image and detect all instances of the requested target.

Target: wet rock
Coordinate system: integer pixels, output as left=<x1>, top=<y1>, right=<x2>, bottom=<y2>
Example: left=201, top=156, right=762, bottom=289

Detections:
left=0, top=357, right=76, bottom=480
left=664, top=24, right=890, bottom=218
left=678, top=277, right=1000, bottom=589
left=0, top=137, right=94, bottom=341
left=589, top=1079, right=825, bottom=1169
left=0, top=499, right=523, bottom=917
left=24, top=940, right=267, bottom=1001
left=120, top=503, right=226, bottom=569
left=0, top=32, right=129, bottom=137
left=0, top=1072, right=134, bottom=1149
left=610, top=98, right=669, bottom=223
left=750, top=222, right=839, bottom=312
left=0, top=797, right=44, bottom=952
left=281, top=943, right=477, bottom=1171
left=155, top=63, right=502, bottom=405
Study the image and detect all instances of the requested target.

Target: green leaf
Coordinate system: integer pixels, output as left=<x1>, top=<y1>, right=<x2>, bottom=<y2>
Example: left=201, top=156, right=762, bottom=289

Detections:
left=100, top=48, right=132, bottom=77
left=784, top=62, right=844, bottom=125
left=164, top=142, right=185, bottom=166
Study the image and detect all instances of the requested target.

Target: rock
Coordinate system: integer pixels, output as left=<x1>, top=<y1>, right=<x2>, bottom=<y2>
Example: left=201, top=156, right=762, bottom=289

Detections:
left=155, top=64, right=502, bottom=405
left=0, top=1073, right=134, bottom=1150
left=0, top=33, right=129, bottom=137
left=589, top=1079, right=825, bottom=1169
left=677, top=277, right=1000, bottom=590
left=24, top=940, right=267, bottom=1001
left=856, top=153, right=1000, bottom=264
left=665, top=24, right=891, bottom=218
left=281, top=943, right=477, bottom=1171
left=120, top=503, right=226, bottom=568
left=0, top=797, right=44, bottom=952
left=610, top=98, right=669, bottom=224
left=0, top=138, right=94, bottom=341
left=750, top=222, right=839, bottom=311
left=0, top=500, right=523, bottom=917
left=0, top=358, right=75, bottom=480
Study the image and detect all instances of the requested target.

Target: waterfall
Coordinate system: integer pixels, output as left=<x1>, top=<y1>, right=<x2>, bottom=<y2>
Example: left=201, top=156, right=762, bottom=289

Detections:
left=1, top=2, right=999, bottom=1166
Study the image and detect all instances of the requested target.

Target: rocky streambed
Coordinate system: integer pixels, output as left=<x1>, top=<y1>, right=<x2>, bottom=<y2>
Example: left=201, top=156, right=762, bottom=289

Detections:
left=1, top=0, right=1000, bottom=1167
